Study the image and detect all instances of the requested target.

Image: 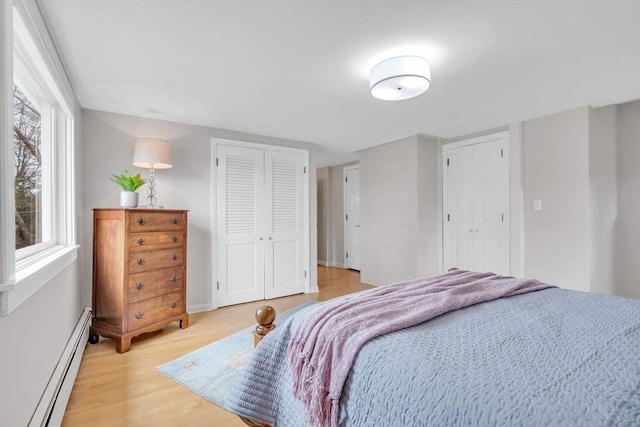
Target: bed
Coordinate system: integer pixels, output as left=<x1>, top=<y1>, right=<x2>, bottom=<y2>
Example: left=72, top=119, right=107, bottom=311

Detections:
left=224, top=270, right=640, bottom=426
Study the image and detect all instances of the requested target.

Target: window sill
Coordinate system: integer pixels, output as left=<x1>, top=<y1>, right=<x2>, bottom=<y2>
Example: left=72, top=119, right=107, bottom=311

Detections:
left=0, top=245, right=79, bottom=315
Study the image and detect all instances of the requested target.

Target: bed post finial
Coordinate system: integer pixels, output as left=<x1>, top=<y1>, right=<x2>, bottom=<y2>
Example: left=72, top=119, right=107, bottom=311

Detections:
left=253, top=305, right=276, bottom=347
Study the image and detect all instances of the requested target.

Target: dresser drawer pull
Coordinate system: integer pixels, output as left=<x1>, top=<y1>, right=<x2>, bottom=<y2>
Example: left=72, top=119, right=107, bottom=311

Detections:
left=170, top=275, right=179, bottom=282
left=136, top=238, right=145, bottom=245
left=135, top=312, right=144, bottom=319
left=135, top=282, right=145, bottom=290
left=172, top=236, right=179, bottom=243
left=171, top=218, right=179, bottom=225
left=172, top=254, right=179, bottom=261
left=136, top=258, right=145, bottom=265
left=171, top=301, right=178, bottom=308
left=137, top=218, right=146, bottom=225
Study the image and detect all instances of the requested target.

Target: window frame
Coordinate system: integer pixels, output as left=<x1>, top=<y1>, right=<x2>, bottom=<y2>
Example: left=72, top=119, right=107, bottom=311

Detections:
left=0, top=1, right=78, bottom=315
left=13, top=68, right=56, bottom=261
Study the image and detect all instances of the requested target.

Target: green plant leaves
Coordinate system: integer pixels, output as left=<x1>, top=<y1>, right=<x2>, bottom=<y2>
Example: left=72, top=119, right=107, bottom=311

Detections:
left=110, top=171, right=147, bottom=191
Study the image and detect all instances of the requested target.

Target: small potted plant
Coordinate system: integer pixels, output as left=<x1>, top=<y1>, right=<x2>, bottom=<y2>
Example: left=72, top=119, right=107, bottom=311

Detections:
left=110, top=171, right=147, bottom=208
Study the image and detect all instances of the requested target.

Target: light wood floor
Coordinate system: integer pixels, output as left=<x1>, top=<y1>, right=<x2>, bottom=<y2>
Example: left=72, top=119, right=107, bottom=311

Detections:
left=62, top=266, right=371, bottom=426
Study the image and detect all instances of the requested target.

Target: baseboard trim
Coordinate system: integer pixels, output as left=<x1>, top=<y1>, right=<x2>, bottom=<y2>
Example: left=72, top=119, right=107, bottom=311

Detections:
left=188, top=303, right=214, bottom=313
left=29, top=307, right=91, bottom=426
left=317, top=262, right=345, bottom=268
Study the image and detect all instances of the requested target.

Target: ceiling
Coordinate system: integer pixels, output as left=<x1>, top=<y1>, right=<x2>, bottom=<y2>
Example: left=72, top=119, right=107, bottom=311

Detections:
left=38, top=0, right=640, bottom=167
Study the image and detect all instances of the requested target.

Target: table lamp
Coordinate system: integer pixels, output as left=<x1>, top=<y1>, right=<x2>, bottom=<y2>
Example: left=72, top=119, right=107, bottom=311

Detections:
left=132, top=138, right=172, bottom=208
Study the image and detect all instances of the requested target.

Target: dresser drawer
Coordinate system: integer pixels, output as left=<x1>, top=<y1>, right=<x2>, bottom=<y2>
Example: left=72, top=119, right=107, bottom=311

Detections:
left=128, top=212, right=186, bottom=232
left=128, top=248, right=184, bottom=274
left=127, top=292, right=184, bottom=331
left=128, top=267, right=184, bottom=303
left=129, top=231, right=184, bottom=252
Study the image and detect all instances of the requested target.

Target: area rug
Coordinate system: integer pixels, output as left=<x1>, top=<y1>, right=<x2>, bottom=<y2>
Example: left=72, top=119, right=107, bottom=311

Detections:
left=157, top=302, right=314, bottom=408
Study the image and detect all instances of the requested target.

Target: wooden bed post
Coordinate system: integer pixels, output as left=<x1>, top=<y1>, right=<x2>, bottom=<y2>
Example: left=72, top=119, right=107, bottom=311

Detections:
left=253, top=305, right=276, bottom=347
left=238, top=306, right=277, bottom=426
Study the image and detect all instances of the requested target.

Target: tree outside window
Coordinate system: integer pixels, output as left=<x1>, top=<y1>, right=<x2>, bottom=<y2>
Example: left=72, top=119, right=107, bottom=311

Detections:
left=13, top=85, right=42, bottom=250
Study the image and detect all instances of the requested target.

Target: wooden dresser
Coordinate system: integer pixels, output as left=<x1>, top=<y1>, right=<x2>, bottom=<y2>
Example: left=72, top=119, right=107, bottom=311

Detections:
left=90, top=208, right=189, bottom=353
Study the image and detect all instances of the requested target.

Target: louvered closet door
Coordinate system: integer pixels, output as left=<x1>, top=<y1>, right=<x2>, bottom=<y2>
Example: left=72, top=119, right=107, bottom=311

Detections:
left=217, top=145, right=265, bottom=306
left=264, top=150, right=305, bottom=299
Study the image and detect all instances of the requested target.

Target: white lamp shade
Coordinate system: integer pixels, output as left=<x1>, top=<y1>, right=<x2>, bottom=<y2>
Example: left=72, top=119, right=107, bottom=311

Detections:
left=370, top=56, right=431, bottom=101
left=132, top=138, right=173, bottom=169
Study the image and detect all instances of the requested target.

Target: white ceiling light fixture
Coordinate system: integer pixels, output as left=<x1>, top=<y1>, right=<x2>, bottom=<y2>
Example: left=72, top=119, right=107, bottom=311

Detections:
left=370, top=56, right=431, bottom=101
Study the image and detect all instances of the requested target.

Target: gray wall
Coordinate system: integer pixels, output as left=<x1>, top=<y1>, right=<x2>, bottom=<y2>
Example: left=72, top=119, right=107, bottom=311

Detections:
left=0, top=264, right=82, bottom=426
left=416, top=134, right=442, bottom=277
left=81, top=109, right=318, bottom=310
left=359, top=135, right=441, bottom=285
left=355, top=101, right=639, bottom=297
left=317, top=167, right=329, bottom=264
left=589, top=105, right=617, bottom=295
left=522, top=107, right=591, bottom=291
left=0, top=4, right=85, bottom=424
left=614, top=100, right=640, bottom=299
left=521, top=101, right=638, bottom=296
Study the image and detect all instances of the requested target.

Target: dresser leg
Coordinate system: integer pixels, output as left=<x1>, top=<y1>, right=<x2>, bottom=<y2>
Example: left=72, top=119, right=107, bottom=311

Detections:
left=116, top=337, right=132, bottom=353
left=180, top=314, right=189, bottom=329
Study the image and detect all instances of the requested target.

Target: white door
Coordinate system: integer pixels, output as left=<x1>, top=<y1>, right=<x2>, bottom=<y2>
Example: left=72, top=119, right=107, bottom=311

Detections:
left=264, top=150, right=306, bottom=299
left=217, top=145, right=265, bottom=306
left=446, top=147, right=474, bottom=269
left=217, top=144, right=306, bottom=306
left=444, top=133, right=509, bottom=275
left=344, top=166, right=360, bottom=270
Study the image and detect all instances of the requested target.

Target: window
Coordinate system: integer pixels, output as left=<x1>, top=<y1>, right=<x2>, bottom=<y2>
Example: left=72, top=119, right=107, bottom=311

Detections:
left=0, top=2, right=77, bottom=314
left=13, top=84, right=47, bottom=253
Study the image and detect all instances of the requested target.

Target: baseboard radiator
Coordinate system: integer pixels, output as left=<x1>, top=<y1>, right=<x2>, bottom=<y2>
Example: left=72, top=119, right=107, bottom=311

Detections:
left=29, top=307, right=91, bottom=427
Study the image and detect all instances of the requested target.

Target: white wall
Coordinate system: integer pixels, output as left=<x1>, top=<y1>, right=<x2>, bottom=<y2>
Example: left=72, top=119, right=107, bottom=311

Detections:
left=522, top=107, right=591, bottom=291
left=81, top=109, right=318, bottom=310
left=614, top=100, right=640, bottom=299
left=359, top=135, right=441, bottom=285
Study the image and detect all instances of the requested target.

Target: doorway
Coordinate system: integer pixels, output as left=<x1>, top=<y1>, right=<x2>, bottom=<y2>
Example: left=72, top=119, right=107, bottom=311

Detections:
left=344, top=165, right=360, bottom=270
left=214, top=139, right=309, bottom=307
left=443, top=132, right=510, bottom=275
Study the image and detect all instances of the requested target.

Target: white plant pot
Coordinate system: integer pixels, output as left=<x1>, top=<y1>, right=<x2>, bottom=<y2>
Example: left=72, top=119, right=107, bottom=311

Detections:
left=120, top=191, right=139, bottom=208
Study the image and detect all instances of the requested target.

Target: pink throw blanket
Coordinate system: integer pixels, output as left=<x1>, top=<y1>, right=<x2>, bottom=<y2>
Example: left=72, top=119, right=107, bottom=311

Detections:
left=287, top=270, right=555, bottom=427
